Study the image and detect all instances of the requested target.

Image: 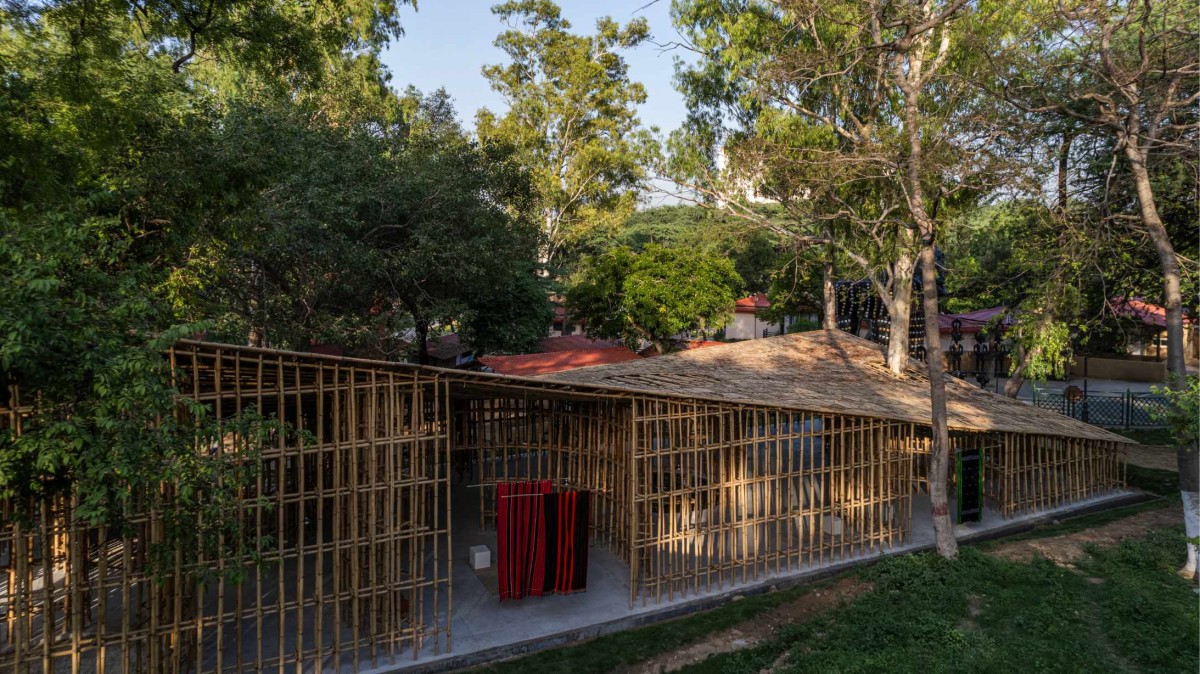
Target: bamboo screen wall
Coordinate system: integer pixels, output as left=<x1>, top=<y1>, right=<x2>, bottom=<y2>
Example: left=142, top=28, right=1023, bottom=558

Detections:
left=984, top=433, right=1126, bottom=517
left=893, top=427, right=1125, bottom=517
left=627, top=399, right=913, bottom=606
left=0, top=339, right=1130, bottom=673
left=452, top=395, right=631, bottom=559
left=0, top=343, right=453, bottom=674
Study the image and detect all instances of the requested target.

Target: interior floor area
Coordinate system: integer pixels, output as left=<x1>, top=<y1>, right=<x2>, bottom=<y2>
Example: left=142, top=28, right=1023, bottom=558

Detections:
left=393, top=483, right=1137, bottom=672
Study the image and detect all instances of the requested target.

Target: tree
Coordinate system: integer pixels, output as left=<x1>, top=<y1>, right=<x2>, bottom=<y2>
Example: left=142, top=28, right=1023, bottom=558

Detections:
left=987, top=0, right=1198, bottom=575
left=577, top=204, right=786, bottom=293
left=0, top=0, right=414, bottom=566
left=21, top=0, right=410, bottom=75
left=761, top=246, right=827, bottom=325
left=667, top=2, right=931, bottom=374
left=174, top=90, right=551, bottom=362
left=668, top=0, right=1021, bottom=558
left=941, top=203, right=1083, bottom=397
left=477, top=0, right=656, bottom=270
left=566, top=244, right=743, bottom=353
left=994, top=0, right=1196, bottom=386
left=375, top=92, right=551, bottom=363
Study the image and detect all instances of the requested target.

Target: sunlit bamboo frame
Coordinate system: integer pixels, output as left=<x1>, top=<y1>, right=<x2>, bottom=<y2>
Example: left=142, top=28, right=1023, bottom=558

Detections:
left=0, top=339, right=1127, bottom=673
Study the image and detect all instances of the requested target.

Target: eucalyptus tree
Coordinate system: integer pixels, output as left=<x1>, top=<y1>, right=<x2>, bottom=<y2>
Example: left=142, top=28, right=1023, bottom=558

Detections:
left=992, top=0, right=1197, bottom=388
left=985, top=0, right=1198, bottom=577
left=669, top=0, right=1028, bottom=557
left=477, top=0, right=656, bottom=271
left=667, top=1, right=996, bottom=376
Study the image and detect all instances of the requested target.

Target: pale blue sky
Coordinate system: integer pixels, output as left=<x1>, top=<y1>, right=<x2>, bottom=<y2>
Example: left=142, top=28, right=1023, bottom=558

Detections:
left=381, top=0, right=689, bottom=135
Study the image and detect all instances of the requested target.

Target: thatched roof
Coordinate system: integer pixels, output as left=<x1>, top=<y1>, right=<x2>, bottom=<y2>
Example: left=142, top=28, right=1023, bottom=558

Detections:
left=538, top=330, right=1129, bottom=443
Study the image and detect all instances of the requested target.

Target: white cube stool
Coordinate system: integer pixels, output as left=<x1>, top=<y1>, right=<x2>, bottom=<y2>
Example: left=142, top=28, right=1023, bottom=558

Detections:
left=822, top=514, right=844, bottom=536
left=469, top=545, right=491, bottom=570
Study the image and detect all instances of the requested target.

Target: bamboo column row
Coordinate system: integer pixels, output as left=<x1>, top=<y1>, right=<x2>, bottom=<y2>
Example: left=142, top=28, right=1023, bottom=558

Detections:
left=892, top=427, right=1126, bottom=518
left=985, top=433, right=1126, bottom=517
left=452, top=396, right=630, bottom=559
left=627, top=399, right=914, bottom=606
left=0, top=343, right=454, bottom=674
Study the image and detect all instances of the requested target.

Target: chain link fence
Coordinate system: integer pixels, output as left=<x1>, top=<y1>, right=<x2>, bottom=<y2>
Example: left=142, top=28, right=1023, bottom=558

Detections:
left=1031, top=389, right=1170, bottom=428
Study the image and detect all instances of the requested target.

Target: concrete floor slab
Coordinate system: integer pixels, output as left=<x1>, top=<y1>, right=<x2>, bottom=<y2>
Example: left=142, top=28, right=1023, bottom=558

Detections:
left=376, top=487, right=1142, bottom=674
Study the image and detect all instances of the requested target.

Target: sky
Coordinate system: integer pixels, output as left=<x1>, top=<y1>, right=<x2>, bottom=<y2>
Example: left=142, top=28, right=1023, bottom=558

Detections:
left=380, top=0, right=690, bottom=135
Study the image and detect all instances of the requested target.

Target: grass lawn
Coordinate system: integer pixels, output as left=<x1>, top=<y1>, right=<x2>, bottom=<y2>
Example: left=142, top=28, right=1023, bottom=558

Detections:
left=1128, top=464, right=1182, bottom=496
left=480, top=509, right=1197, bottom=674
left=689, top=528, right=1196, bottom=674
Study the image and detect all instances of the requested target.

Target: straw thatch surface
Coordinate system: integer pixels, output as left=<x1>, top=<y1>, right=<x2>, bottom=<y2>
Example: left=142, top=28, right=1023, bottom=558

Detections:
left=539, top=330, right=1129, bottom=443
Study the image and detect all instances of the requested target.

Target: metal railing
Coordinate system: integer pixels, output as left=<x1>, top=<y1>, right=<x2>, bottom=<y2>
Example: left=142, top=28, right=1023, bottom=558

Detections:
left=1031, top=389, right=1170, bottom=428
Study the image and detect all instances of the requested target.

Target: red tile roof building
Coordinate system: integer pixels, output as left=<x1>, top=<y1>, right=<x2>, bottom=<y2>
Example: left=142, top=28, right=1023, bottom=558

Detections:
left=478, top=347, right=643, bottom=377
left=734, top=292, right=771, bottom=313
left=1112, top=296, right=1193, bottom=328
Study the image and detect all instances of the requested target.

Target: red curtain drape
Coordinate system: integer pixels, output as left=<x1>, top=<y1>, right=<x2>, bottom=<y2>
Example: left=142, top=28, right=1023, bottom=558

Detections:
left=497, top=480, right=551, bottom=601
left=545, top=491, right=590, bottom=594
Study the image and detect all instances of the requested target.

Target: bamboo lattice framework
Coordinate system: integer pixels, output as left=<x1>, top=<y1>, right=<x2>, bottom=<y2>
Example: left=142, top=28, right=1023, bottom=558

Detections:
left=0, top=338, right=1128, bottom=672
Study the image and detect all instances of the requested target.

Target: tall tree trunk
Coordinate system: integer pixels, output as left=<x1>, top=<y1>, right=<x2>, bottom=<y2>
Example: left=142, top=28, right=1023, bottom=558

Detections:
left=1056, top=130, right=1074, bottom=212
left=540, top=210, right=557, bottom=277
left=1002, top=345, right=1030, bottom=398
left=414, top=319, right=431, bottom=366
left=884, top=252, right=915, bottom=375
left=898, top=39, right=957, bottom=554
left=822, top=235, right=838, bottom=330
left=1181, top=446, right=1200, bottom=580
left=1127, top=152, right=1187, bottom=383
left=1126, top=144, right=1197, bottom=579
left=918, top=239, right=958, bottom=559
left=248, top=262, right=265, bottom=347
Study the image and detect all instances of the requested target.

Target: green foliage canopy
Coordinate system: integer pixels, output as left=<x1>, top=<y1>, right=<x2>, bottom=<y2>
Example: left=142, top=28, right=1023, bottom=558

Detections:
left=0, top=0, right=550, bottom=576
left=477, top=0, right=655, bottom=268
left=566, top=244, right=742, bottom=352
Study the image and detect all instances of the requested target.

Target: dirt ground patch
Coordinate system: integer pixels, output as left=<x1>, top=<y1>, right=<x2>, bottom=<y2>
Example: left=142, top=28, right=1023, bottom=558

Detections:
left=987, top=503, right=1182, bottom=566
left=626, top=576, right=871, bottom=674
left=1125, top=444, right=1179, bottom=472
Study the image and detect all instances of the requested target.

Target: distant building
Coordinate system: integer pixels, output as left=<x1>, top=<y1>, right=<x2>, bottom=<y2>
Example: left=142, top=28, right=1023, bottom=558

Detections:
left=937, top=306, right=1012, bottom=353
left=479, top=347, right=642, bottom=376
left=424, top=333, right=475, bottom=368
left=1112, top=296, right=1198, bottom=363
left=549, top=303, right=586, bottom=337
left=715, top=146, right=781, bottom=205
left=722, top=293, right=810, bottom=340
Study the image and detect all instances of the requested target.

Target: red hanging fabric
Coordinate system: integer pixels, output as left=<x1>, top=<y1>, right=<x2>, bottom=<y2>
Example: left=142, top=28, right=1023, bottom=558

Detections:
left=543, top=491, right=590, bottom=594
left=496, top=480, right=551, bottom=601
